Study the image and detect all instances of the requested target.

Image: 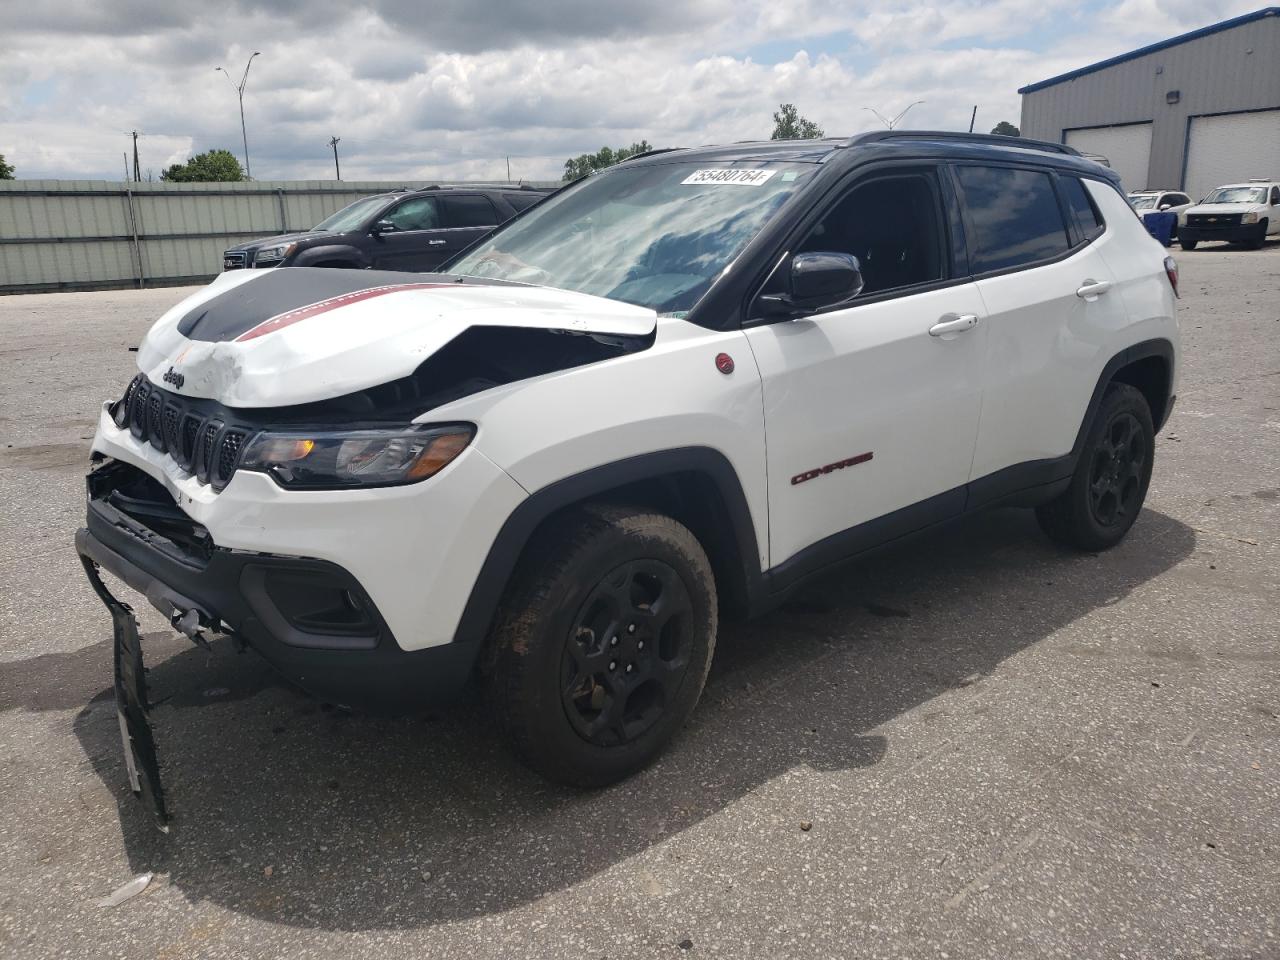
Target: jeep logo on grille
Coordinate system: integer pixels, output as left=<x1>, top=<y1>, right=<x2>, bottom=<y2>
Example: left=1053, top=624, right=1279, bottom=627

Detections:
left=162, top=366, right=185, bottom=389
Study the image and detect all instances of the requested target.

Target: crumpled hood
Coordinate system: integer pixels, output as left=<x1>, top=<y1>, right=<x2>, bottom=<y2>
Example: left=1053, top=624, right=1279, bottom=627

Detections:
left=136, top=267, right=656, bottom=407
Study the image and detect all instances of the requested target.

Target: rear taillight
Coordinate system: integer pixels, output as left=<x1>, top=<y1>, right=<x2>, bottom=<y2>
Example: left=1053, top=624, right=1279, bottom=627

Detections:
left=1163, top=256, right=1179, bottom=298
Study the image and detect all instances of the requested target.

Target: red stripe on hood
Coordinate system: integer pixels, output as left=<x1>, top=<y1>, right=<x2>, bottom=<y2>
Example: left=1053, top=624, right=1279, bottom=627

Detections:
left=234, top=282, right=453, bottom=342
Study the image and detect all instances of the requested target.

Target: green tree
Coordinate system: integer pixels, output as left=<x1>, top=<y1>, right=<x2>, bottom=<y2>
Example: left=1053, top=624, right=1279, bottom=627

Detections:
left=562, top=140, right=654, bottom=182
left=770, top=103, right=824, bottom=140
left=0, top=154, right=14, bottom=179
left=990, top=121, right=1021, bottom=137
left=161, top=149, right=245, bottom=182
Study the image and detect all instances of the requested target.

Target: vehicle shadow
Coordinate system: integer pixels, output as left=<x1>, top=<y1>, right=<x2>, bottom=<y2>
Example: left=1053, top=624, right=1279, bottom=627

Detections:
left=58, top=506, right=1193, bottom=930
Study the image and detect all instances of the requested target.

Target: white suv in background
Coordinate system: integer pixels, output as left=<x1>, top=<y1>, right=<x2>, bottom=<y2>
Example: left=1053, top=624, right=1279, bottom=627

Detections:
left=76, top=131, right=1179, bottom=825
left=1129, top=190, right=1194, bottom=237
left=1179, top=180, right=1280, bottom=250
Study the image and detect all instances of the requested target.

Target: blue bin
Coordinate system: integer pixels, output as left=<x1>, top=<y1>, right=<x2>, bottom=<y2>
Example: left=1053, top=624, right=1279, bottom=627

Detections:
left=1144, top=211, right=1177, bottom=247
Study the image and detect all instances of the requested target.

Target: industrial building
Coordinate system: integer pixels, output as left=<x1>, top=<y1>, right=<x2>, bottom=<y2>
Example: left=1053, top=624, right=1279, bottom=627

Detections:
left=1019, top=7, right=1279, bottom=197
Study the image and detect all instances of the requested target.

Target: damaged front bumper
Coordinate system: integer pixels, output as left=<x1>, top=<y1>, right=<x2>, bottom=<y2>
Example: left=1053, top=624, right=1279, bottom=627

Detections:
left=78, top=549, right=170, bottom=828
left=75, top=460, right=484, bottom=825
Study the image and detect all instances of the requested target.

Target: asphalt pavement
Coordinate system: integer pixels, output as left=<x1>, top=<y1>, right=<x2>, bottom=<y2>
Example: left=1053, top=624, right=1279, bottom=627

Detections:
left=1, top=245, right=1277, bottom=959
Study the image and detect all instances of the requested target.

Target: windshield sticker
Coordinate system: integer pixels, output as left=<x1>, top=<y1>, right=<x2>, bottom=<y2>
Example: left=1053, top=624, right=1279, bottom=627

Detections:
left=681, top=168, right=778, bottom=187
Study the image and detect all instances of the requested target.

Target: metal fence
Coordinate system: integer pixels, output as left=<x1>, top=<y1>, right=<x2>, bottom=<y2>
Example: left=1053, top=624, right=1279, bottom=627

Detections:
left=0, top=179, right=556, bottom=295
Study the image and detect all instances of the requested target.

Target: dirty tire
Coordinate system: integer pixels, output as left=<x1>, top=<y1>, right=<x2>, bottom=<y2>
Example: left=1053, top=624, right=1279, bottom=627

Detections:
left=1179, top=238, right=1198, bottom=251
left=1036, top=383, right=1154, bottom=552
left=487, top=506, right=717, bottom=787
left=1244, top=221, right=1267, bottom=250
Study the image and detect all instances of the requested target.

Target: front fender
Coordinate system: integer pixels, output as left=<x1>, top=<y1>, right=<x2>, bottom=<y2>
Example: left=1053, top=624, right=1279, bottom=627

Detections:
left=289, top=244, right=368, bottom=268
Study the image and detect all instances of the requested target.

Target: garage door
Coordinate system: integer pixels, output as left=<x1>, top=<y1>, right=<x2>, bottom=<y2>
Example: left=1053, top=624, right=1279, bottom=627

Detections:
left=1065, top=123, right=1153, bottom=192
left=1184, top=110, right=1280, bottom=202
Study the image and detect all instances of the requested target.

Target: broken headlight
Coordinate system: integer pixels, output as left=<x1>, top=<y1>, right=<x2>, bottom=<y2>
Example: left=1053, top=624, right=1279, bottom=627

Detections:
left=238, top=424, right=474, bottom=489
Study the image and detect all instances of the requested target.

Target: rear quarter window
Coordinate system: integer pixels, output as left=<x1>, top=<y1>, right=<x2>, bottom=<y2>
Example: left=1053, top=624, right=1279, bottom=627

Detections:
left=956, top=166, right=1070, bottom=273
left=1060, top=176, right=1105, bottom=242
left=441, top=195, right=499, bottom=227
left=503, top=192, right=544, bottom=212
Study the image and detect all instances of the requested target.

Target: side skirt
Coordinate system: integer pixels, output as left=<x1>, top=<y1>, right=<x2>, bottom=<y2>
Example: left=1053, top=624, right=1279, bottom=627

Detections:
left=760, top=454, right=1074, bottom=605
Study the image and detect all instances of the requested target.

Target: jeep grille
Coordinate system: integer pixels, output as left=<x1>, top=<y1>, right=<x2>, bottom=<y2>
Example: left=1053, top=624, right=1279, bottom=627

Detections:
left=115, top=374, right=250, bottom=492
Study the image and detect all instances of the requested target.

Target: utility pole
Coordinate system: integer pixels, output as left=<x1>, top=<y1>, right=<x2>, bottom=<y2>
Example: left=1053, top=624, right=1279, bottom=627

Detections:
left=131, top=131, right=141, bottom=182
left=216, top=51, right=261, bottom=179
left=122, top=152, right=130, bottom=181
left=506, top=156, right=511, bottom=182
left=968, top=105, right=977, bottom=133
left=328, top=136, right=341, bottom=180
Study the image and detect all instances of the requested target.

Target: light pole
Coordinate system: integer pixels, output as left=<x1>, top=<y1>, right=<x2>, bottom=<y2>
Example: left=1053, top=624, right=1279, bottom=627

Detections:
left=863, top=100, right=925, bottom=131
left=216, top=52, right=261, bottom=178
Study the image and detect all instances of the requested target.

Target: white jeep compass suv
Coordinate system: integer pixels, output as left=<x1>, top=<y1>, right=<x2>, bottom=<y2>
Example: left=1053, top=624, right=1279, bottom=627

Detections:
left=76, top=131, right=1179, bottom=823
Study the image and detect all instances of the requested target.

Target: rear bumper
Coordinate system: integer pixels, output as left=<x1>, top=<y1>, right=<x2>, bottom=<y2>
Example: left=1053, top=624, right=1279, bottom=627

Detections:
left=76, top=466, right=481, bottom=710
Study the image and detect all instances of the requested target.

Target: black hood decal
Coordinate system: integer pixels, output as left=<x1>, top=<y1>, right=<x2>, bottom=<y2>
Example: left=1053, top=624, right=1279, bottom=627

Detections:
left=177, top=268, right=505, bottom=343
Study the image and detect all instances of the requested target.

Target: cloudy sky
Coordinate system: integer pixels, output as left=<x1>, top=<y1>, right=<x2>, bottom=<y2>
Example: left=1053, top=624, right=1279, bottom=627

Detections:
left=0, top=0, right=1263, bottom=183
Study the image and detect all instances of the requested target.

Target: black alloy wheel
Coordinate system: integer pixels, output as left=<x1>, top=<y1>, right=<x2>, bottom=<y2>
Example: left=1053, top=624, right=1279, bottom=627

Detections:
left=1087, top=411, right=1146, bottom=529
left=487, top=506, right=717, bottom=787
left=561, top=559, right=694, bottom=747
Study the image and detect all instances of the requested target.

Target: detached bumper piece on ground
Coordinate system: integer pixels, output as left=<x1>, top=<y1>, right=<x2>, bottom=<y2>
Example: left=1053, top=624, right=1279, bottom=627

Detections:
left=77, top=552, right=169, bottom=829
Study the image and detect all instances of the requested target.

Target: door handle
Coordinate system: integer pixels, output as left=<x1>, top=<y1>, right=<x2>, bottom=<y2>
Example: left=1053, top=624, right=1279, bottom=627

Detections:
left=428, top=239, right=448, bottom=246
left=1076, top=279, right=1111, bottom=299
left=928, top=314, right=980, bottom=337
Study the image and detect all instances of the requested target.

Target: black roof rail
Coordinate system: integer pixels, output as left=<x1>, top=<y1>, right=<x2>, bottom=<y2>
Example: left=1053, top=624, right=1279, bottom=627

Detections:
left=843, top=130, right=1080, bottom=156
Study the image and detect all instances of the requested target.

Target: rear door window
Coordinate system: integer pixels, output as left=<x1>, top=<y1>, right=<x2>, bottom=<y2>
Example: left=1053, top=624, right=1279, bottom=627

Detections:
left=955, top=166, right=1070, bottom=273
left=441, top=195, right=499, bottom=227
left=1060, top=176, right=1105, bottom=242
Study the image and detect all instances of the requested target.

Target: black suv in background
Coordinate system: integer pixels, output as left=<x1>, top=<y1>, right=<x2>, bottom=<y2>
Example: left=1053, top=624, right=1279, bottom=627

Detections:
left=222, top=185, right=550, bottom=273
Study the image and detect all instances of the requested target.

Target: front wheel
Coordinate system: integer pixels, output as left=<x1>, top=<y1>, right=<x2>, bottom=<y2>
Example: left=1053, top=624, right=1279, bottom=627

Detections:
left=1036, top=383, right=1155, bottom=551
left=486, top=506, right=718, bottom=787
left=1244, top=220, right=1267, bottom=250
left=1179, top=237, right=1198, bottom=251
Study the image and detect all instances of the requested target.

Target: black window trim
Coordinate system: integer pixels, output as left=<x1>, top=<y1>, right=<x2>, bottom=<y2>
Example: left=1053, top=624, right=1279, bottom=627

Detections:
left=742, top=161, right=968, bottom=326
left=948, top=159, right=1107, bottom=282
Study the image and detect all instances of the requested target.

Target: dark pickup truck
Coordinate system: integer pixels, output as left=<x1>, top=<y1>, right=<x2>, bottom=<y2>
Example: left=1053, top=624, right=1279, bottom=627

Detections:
left=222, top=184, right=550, bottom=273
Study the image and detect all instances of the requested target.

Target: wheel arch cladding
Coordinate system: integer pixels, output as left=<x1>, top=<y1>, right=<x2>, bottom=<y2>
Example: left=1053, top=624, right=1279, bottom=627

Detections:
left=1110, top=354, right=1172, bottom=431
left=1074, top=339, right=1175, bottom=457
left=452, top=447, right=764, bottom=656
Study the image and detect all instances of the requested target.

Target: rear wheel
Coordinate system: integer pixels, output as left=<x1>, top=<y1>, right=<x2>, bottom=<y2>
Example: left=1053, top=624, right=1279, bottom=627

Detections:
left=486, top=506, right=717, bottom=787
left=1179, top=237, right=1198, bottom=251
left=1036, top=383, right=1154, bottom=551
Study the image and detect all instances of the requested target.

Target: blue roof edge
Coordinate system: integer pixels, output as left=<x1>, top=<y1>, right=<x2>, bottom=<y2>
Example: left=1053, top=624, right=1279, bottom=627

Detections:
left=1018, top=7, right=1279, bottom=94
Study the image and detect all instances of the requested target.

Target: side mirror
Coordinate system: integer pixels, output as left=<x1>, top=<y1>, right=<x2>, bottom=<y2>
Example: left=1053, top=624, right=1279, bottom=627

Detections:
left=758, top=251, right=865, bottom=318
left=1158, top=204, right=1171, bottom=211
left=372, top=219, right=397, bottom=235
